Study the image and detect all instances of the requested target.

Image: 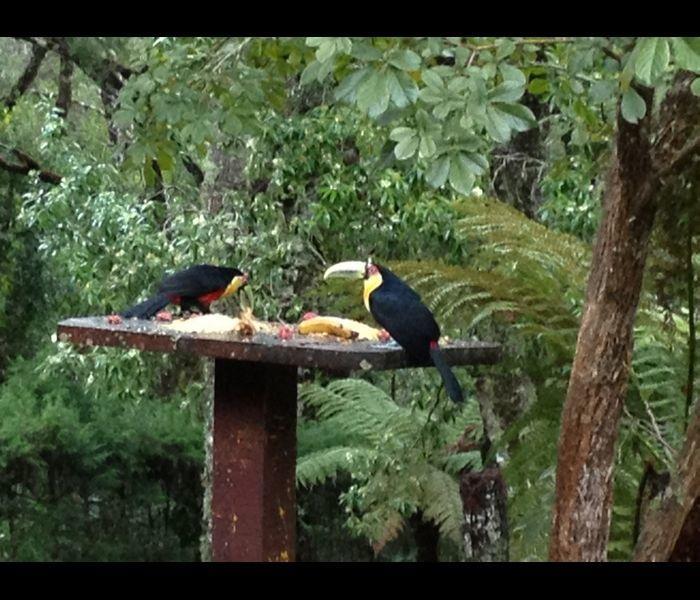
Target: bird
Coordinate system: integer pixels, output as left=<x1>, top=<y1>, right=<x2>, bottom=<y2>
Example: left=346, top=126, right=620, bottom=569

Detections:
left=121, top=264, right=248, bottom=319
left=324, top=258, right=463, bottom=403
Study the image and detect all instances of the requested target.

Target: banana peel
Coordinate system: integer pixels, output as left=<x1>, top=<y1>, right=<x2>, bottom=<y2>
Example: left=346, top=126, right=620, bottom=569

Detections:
left=298, top=316, right=381, bottom=341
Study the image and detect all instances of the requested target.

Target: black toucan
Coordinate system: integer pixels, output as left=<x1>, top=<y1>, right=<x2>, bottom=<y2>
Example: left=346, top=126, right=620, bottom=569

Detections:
left=121, top=264, right=248, bottom=319
left=324, top=259, right=464, bottom=403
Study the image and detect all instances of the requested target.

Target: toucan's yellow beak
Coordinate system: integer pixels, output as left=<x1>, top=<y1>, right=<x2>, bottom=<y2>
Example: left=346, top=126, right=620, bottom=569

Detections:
left=223, top=273, right=248, bottom=297
left=323, top=261, right=366, bottom=281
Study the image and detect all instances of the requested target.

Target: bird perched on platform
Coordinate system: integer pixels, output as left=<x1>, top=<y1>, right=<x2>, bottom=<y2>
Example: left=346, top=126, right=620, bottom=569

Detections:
left=121, top=264, right=248, bottom=320
left=324, top=258, right=463, bottom=403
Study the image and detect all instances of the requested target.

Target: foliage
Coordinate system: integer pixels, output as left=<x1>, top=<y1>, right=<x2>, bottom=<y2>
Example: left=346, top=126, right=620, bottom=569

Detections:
left=297, top=378, right=482, bottom=557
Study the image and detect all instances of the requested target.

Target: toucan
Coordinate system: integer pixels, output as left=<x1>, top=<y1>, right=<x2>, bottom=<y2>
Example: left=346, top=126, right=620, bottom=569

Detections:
left=324, top=259, right=464, bottom=403
left=121, top=264, right=248, bottom=319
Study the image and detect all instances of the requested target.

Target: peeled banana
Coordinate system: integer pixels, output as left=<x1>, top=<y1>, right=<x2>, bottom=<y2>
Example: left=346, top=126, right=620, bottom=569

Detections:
left=297, top=316, right=381, bottom=341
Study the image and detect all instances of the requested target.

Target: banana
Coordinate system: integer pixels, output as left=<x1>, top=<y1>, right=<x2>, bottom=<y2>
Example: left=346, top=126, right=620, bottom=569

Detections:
left=298, top=316, right=381, bottom=341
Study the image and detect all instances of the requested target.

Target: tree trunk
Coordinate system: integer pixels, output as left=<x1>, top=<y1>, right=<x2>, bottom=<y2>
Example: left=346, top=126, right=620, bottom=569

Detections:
left=634, top=402, right=700, bottom=561
left=55, top=46, right=74, bottom=118
left=549, top=72, right=700, bottom=561
left=461, top=467, right=509, bottom=561
left=549, top=86, right=658, bottom=561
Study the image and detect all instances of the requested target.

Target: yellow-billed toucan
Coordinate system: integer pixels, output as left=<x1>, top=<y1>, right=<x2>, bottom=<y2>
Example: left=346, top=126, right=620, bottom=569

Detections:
left=121, top=264, right=248, bottom=319
left=324, top=259, right=464, bottom=403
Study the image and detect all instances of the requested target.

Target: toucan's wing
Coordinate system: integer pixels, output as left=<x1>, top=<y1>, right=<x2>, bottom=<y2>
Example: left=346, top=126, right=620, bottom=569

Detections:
left=369, top=289, right=439, bottom=362
left=157, top=266, right=227, bottom=297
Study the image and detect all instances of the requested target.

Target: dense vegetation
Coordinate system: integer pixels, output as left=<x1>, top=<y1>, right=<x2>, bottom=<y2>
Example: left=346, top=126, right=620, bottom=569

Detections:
left=0, top=37, right=698, bottom=561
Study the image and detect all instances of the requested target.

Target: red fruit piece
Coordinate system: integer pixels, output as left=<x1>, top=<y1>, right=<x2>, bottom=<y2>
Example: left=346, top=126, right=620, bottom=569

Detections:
left=378, top=329, right=392, bottom=342
left=277, top=324, right=295, bottom=340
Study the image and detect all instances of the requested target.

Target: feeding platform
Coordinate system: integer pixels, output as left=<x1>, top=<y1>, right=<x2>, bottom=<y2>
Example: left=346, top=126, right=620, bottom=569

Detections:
left=56, top=315, right=502, bottom=562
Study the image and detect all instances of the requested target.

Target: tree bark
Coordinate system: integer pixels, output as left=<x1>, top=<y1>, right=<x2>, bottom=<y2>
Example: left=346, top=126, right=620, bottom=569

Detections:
left=634, top=402, right=700, bottom=561
left=461, top=467, right=509, bottom=561
left=549, top=73, right=700, bottom=562
left=55, top=42, right=74, bottom=118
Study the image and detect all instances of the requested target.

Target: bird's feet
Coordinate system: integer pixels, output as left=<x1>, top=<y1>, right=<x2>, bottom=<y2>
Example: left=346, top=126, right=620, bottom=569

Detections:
left=155, top=310, right=173, bottom=322
left=106, top=314, right=123, bottom=325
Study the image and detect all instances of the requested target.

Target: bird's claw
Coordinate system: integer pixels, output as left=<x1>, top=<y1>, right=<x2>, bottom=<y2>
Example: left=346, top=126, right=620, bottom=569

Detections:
left=156, top=310, right=173, bottom=322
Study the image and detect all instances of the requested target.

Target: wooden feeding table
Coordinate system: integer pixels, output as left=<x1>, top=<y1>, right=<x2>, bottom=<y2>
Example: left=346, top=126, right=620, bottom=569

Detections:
left=56, top=315, right=501, bottom=562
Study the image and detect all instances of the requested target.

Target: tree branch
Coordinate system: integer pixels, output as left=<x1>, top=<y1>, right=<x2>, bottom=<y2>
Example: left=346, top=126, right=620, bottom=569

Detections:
left=0, top=148, right=62, bottom=184
left=4, top=42, right=47, bottom=109
left=464, top=37, right=575, bottom=53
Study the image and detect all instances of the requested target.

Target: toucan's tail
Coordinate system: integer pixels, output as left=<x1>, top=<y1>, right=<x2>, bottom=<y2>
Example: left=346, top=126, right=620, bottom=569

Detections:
left=429, top=342, right=464, bottom=403
left=121, top=293, right=170, bottom=319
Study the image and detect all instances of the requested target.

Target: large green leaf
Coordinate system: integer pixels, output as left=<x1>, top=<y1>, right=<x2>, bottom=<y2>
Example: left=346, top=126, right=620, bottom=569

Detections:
left=634, top=37, right=670, bottom=85
left=621, top=87, right=647, bottom=123
left=493, top=102, right=537, bottom=132
left=357, top=70, right=390, bottom=118
left=335, top=68, right=372, bottom=102
left=671, top=37, right=700, bottom=72
left=388, top=49, right=421, bottom=71
left=394, top=134, right=419, bottom=160
left=448, top=152, right=476, bottom=195
left=421, top=69, right=445, bottom=91
left=425, top=155, right=451, bottom=188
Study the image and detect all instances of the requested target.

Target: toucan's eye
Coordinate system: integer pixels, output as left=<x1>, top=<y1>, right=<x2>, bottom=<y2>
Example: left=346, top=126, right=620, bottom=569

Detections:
left=366, top=264, right=379, bottom=277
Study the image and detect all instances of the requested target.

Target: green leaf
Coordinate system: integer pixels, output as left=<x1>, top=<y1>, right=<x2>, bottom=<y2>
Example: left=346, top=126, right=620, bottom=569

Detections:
left=422, top=69, right=445, bottom=91
left=448, top=153, right=476, bottom=195
left=447, top=77, right=469, bottom=94
left=335, top=68, right=371, bottom=102
left=499, top=64, right=527, bottom=86
left=112, top=108, right=134, bottom=128
left=389, top=127, right=416, bottom=142
left=425, top=155, right=451, bottom=188
left=461, top=152, right=488, bottom=175
left=316, top=40, right=337, bottom=63
left=589, top=79, right=617, bottom=104
left=418, top=87, right=444, bottom=104
left=386, top=70, right=409, bottom=108
left=671, top=37, right=700, bottom=72
left=691, top=77, right=700, bottom=96
left=419, top=135, right=437, bottom=159
left=527, top=78, right=550, bottom=95
left=351, top=41, right=383, bottom=61
left=357, top=71, right=390, bottom=118
left=300, top=60, right=321, bottom=85
left=156, top=148, right=174, bottom=172
left=621, top=87, right=647, bottom=123
left=484, top=105, right=512, bottom=143
left=394, top=134, right=419, bottom=160
left=634, top=37, right=670, bottom=85
left=488, top=81, right=525, bottom=103
left=496, top=39, right=516, bottom=60
left=388, top=49, right=421, bottom=71
left=493, top=102, right=537, bottom=132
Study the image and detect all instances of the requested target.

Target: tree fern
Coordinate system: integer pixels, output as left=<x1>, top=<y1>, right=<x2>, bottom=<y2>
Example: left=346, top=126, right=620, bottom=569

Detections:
left=297, top=378, right=482, bottom=554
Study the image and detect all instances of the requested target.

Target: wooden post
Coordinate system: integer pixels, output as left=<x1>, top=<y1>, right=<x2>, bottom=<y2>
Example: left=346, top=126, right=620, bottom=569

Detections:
left=211, top=359, right=297, bottom=562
